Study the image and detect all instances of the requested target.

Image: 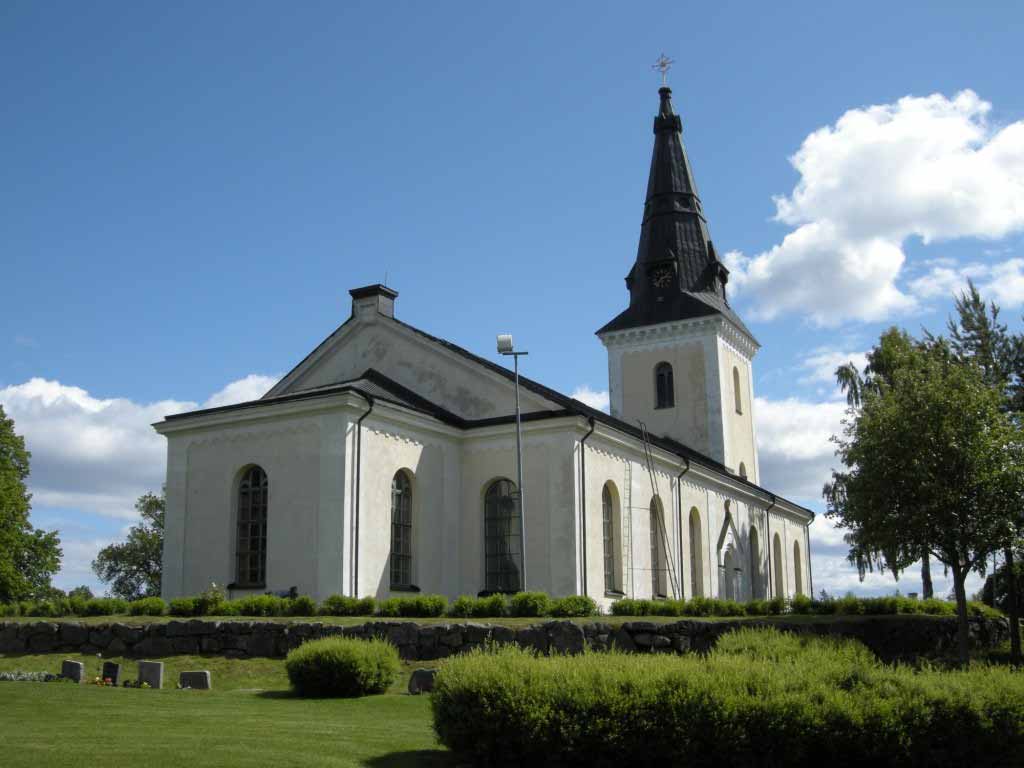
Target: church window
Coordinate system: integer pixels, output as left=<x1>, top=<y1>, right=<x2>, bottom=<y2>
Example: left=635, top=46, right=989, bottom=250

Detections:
left=733, top=366, right=743, bottom=414
left=484, top=479, right=521, bottom=592
left=235, top=466, right=268, bottom=587
left=602, top=483, right=621, bottom=593
left=749, top=526, right=762, bottom=599
left=689, top=507, right=703, bottom=598
left=390, top=471, right=413, bottom=589
left=773, top=533, right=784, bottom=598
left=738, top=462, right=747, bottom=479
left=655, top=363, right=674, bottom=409
left=650, top=497, right=666, bottom=597
left=793, top=540, right=804, bottom=596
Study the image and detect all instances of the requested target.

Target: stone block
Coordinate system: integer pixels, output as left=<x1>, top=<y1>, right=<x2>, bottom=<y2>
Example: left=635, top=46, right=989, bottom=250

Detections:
left=131, top=636, right=174, bottom=658
left=515, top=626, right=549, bottom=654
left=0, top=625, right=25, bottom=653
left=386, top=623, right=418, bottom=647
left=27, top=633, right=58, bottom=652
left=171, top=636, right=200, bottom=654
left=547, top=621, right=585, bottom=655
left=200, top=636, right=223, bottom=654
left=247, top=630, right=276, bottom=657
left=187, top=619, right=218, bottom=636
left=490, top=626, right=515, bottom=644
left=407, top=668, right=437, bottom=695
left=164, top=621, right=189, bottom=637
left=464, top=623, right=490, bottom=644
left=137, top=660, right=164, bottom=689
left=112, top=623, right=145, bottom=644
left=106, top=638, right=128, bottom=656
left=89, top=628, right=113, bottom=649
left=672, top=635, right=692, bottom=653
left=61, top=659, right=85, bottom=683
left=179, top=670, right=211, bottom=690
left=58, top=623, right=89, bottom=646
left=101, top=661, right=122, bottom=686
left=438, top=627, right=463, bottom=648
left=610, top=627, right=637, bottom=652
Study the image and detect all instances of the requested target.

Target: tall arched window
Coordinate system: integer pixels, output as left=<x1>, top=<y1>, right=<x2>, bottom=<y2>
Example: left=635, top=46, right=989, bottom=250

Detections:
left=689, top=507, right=703, bottom=598
left=773, top=533, right=784, bottom=598
left=650, top=497, right=666, bottom=597
left=723, top=545, right=736, bottom=600
left=738, top=462, right=748, bottom=480
left=733, top=366, right=743, bottom=414
left=749, top=526, right=762, bottom=599
left=236, top=466, right=268, bottom=587
left=390, top=471, right=413, bottom=588
left=602, top=483, right=621, bottom=593
left=484, top=479, right=521, bottom=592
left=655, top=362, right=674, bottom=409
left=793, top=540, right=804, bottom=596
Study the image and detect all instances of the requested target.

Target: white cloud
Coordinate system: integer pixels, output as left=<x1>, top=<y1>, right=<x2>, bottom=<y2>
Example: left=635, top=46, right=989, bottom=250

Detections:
left=755, top=395, right=846, bottom=501
left=203, top=374, right=277, bottom=409
left=909, top=257, right=1024, bottom=308
left=727, top=90, right=1024, bottom=325
left=571, top=386, right=610, bottom=412
left=798, top=347, right=868, bottom=388
left=0, top=374, right=277, bottom=520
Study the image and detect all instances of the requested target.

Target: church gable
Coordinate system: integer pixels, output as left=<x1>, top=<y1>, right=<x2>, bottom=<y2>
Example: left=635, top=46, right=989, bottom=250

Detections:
left=266, top=285, right=559, bottom=421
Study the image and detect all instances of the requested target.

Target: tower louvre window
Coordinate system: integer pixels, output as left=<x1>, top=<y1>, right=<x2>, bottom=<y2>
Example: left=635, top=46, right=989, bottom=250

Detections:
left=655, top=362, right=674, bottom=409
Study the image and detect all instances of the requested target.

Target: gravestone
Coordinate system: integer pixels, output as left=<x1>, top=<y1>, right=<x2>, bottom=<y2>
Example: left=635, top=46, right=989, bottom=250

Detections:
left=137, top=660, right=164, bottom=689
left=101, top=661, right=121, bottom=686
left=60, top=660, right=84, bottom=684
left=179, top=670, right=211, bottom=690
left=407, top=668, right=437, bottom=695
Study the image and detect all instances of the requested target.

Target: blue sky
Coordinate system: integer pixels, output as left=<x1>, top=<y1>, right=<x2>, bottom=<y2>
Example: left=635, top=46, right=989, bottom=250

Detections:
left=3, top=1, right=1023, bottom=597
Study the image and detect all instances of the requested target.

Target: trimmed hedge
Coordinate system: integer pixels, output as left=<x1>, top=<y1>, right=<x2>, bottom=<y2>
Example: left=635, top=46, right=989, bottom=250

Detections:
left=128, top=597, right=167, bottom=616
left=285, top=637, right=399, bottom=697
left=432, top=627, right=1024, bottom=767
left=378, top=595, right=448, bottom=618
left=319, top=595, right=377, bottom=617
left=609, top=594, right=1000, bottom=619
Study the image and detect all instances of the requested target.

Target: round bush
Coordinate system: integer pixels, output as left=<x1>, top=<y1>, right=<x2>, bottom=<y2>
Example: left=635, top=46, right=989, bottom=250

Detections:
left=508, top=591, right=551, bottom=617
left=286, top=637, right=400, bottom=698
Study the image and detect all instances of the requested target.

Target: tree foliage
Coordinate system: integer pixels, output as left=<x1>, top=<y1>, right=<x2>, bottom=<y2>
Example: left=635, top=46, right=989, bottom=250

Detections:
left=825, top=339, right=1024, bottom=663
left=91, top=491, right=165, bottom=600
left=0, top=404, right=61, bottom=602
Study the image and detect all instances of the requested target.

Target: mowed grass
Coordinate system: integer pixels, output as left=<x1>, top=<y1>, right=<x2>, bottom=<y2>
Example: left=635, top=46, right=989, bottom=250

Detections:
left=0, top=654, right=452, bottom=768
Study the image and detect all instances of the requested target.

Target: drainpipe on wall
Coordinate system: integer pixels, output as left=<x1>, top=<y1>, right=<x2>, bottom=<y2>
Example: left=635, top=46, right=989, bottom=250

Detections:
left=765, top=494, right=777, bottom=599
left=579, top=417, right=596, bottom=596
left=675, top=458, right=690, bottom=598
left=353, top=392, right=374, bottom=598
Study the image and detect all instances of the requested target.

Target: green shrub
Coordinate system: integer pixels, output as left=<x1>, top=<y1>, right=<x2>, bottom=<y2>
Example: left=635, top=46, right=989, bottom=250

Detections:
left=230, top=594, right=289, bottom=617
left=195, top=584, right=226, bottom=615
left=285, top=637, right=400, bottom=697
left=288, top=595, right=318, bottom=616
left=432, top=628, right=1024, bottom=767
left=0, top=602, right=19, bottom=617
left=789, top=593, right=813, bottom=614
left=377, top=594, right=447, bottom=618
left=508, top=592, right=551, bottom=617
left=128, top=597, right=167, bottom=616
left=448, top=594, right=507, bottom=618
left=744, top=599, right=770, bottom=616
left=168, top=597, right=199, bottom=617
left=548, top=595, right=597, bottom=617
left=920, top=598, right=955, bottom=616
left=319, top=594, right=377, bottom=616
left=82, top=597, right=128, bottom=616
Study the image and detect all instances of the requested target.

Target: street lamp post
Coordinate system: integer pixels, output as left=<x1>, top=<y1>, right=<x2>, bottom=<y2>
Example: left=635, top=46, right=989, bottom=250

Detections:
left=497, top=334, right=528, bottom=590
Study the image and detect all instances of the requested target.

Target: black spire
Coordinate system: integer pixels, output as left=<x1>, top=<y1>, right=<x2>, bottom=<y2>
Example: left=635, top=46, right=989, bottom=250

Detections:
left=598, top=87, right=748, bottom=338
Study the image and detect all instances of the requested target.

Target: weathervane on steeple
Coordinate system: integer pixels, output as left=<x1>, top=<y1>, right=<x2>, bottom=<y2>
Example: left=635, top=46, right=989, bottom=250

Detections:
left=651, top=53, right=674, bottom=86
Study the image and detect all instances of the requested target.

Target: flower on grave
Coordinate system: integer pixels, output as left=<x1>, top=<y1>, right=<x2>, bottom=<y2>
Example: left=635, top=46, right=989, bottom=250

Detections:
left=140, top=682, right=151, bottom=689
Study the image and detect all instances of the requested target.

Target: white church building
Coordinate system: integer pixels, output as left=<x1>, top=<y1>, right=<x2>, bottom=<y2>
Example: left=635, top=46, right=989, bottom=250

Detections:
left=155, top=86, right=813, bottom=607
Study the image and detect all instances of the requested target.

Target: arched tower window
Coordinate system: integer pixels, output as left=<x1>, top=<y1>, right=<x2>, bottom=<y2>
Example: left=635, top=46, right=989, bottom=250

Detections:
left=793, top=540, right=804, bottom=596
left=723, top=544, right=737, bottom=600
left=749, top=526, right=762, bottom=599
left=655, top=362, right=674, bottom=409
left=773, top=533, right=784, bottom=598
left=602, top=483, right=621, bottom=593
left=390, top=471, right=413, bottom=588
left=484, top=479, right=521, bottom=592
left=689, top=507, right=703, bottom=598
left=236, top=466, right=268, bottom=587
left=738, top=462, right=747, bottom=479
left=649, top=497, right=667, bottom=597
left=733, top=366, right=743, bottom=414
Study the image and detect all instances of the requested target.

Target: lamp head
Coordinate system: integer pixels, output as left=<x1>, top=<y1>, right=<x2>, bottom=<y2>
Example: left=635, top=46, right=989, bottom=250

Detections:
left=496, top=334, right=514, bottom=355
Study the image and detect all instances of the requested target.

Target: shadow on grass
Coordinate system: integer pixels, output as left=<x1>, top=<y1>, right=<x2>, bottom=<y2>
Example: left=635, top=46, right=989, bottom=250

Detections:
left=362, top=750, right=456, bottom=767
left=255, top=689, right=296, bottom=699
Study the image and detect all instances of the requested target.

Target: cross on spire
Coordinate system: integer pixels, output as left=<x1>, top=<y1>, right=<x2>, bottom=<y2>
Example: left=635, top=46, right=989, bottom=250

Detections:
left=651, top=53, right=674, bottom=86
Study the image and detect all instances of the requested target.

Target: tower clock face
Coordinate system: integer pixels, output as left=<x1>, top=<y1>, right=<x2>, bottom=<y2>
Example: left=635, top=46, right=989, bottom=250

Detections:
left=650, top=266, right=674, bottom=288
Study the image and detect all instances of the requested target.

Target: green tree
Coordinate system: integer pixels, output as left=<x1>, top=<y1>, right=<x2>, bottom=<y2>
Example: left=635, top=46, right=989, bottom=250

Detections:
left=825, top=342, right=1024, bottom=664
left=980, top=557, right=1024, bottom=616
left=0, top=404, right=62, bottom=602
left=67, top=585, right=94, bottom=600
left=91, top=491, right=164, bottom=600
left=939, top=281, right=1023, bottom=664
left=834, top=329, right=936, bottom=598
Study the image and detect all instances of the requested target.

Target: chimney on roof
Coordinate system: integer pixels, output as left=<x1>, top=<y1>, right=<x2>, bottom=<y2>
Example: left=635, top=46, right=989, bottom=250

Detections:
left=349, top=284, right=398, bottom=320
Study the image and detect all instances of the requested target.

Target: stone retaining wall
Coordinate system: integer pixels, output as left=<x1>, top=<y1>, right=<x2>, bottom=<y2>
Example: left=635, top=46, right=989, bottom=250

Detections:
left=0, top=616, right=1009, bottom=663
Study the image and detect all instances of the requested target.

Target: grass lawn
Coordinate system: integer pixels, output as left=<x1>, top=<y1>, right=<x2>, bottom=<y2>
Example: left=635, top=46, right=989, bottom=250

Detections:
left=0, top=654, right=452, bottom=767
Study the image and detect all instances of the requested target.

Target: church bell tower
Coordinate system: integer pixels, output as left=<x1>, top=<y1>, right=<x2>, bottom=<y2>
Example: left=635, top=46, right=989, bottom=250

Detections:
left=597, top=86, right=760, bottom=483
